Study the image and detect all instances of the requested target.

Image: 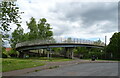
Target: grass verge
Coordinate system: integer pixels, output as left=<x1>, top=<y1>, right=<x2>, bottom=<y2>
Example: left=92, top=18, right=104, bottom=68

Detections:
left=2, top=57, right=73, bottom=72
left=2, top=58, right=45, bottom=72
left=28, top=57, right=73, bottom=62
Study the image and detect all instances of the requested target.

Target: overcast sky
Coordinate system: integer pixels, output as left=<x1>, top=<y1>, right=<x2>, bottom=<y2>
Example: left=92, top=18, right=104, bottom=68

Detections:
left=4, top=0, right=119, bottom=47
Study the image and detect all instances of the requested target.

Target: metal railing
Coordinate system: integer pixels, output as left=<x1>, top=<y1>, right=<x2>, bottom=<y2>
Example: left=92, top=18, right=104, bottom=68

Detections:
left=16, top=37, right=105, bottom=48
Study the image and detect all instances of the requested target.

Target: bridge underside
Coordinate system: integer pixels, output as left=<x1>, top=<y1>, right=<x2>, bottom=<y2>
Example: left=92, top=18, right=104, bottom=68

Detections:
left=16, top=43, right=103, bottom=59
left=16, top=44, right=103, bottom=51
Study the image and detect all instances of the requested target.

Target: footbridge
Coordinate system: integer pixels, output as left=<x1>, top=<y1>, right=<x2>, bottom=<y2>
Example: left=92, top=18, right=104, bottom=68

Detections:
left=16, top=37, right=105, bottom=58
left=16, top=37, right=105, bottom=51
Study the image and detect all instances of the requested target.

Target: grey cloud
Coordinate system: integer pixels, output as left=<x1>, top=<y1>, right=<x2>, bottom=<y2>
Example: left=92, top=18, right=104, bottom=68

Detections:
left=3, top=40, right=10, bottom=48
left=53, top=24, right=72, bottom=36
left=86, top=22, right=117, bottom=35
left=99, top=24, right=117, bottom=33
left=50, top=2, right=118, bottom=34
left=80, top=3, right=117, bottom=26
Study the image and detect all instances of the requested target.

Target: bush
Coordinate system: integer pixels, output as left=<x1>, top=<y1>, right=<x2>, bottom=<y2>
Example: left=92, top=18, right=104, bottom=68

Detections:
left=2, top=49, right=19, bottom=58
left=8, top=49, right=19, bottom=57
left=2, top=51, right=10, bottom=58
left=88, top=51, right=104, bottom=59
left=2, top=52, right=8, bottom=58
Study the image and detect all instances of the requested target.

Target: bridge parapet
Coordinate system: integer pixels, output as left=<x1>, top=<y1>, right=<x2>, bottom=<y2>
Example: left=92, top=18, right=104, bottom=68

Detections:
left=16, top=37, right=105, bottom=48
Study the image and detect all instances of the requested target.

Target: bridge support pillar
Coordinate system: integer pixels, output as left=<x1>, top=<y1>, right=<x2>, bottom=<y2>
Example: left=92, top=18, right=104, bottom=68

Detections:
left=47, top=48, right=52, bottom=59
left=71, top=51, right=74, bottom=59
left=19, top=50, right=30, bottom=58
left=69, top=48, right=74, bottom=59
left=47, top=51, right=49, bottom=59
left=64, top=47, right=74, bottom=59
left=64, top=48, right=68, bottom=58
left=38, top=49, right=41, bottom=57
left=19, top=51, right=24, bottom=58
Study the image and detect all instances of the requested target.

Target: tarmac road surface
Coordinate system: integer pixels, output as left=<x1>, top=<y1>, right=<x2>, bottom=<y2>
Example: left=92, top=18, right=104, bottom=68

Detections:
left=22, top=63, right=118, bottom=76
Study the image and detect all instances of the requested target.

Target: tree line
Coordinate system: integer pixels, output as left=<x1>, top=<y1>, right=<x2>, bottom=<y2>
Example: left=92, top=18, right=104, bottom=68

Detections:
left=106, top=32, right=120, bottom=60
left=10, top=17, right=53, bottom=48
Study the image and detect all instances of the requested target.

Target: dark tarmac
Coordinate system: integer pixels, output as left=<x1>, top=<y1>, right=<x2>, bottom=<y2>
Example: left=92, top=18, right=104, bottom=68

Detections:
left=22, top=63, right=118, bottom=76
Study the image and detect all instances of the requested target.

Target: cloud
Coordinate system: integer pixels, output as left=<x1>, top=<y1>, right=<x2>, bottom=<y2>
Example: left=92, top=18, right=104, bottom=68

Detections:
left=3, top=40, right=10, bottom=48
left=4, top=0, right=117, bottom=47
left=50, top=2, right=118, bottom=32
left=48, top=2, right=118, bottom=44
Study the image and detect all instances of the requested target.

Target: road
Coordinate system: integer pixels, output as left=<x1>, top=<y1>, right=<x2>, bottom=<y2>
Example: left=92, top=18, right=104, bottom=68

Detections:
left=22, top=63, right=118, bottom=76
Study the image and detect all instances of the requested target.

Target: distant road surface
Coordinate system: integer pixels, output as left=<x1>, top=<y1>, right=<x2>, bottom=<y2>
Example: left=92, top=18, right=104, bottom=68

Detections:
left=22, top=63, right=118, bottom=76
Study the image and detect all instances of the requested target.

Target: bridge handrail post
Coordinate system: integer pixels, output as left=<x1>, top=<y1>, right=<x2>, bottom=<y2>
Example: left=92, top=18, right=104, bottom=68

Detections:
left=80, top=39, right=81, bottom=44
left=73, top=38, right=75, bottom=43
left=77, top=38, right=78, bottom=43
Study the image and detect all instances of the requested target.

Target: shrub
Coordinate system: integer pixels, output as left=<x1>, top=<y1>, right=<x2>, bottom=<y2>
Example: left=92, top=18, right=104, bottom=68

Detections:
left=2, top=52, right=8, bottom=58
left=8, top=49, right=19, bottom=57
left=2, top=51, right=10, bottom=58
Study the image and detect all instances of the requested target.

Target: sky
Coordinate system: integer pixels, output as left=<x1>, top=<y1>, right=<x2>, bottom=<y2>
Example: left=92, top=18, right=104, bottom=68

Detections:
left=3, top=0, right=119, bottom=47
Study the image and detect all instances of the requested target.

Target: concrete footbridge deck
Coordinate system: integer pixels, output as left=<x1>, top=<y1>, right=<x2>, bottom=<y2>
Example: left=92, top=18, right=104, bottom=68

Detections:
left=16, top=37, right=105, bottom=51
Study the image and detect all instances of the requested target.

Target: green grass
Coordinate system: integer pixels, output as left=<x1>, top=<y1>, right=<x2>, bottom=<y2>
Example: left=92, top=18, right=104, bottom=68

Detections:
left=27, top=57, right=73, bottom=62
left=2, top=57, right=73, bottom=72
left=2, top=58, right=45, bottom=72
left=47, top=57, right=73, bottom=62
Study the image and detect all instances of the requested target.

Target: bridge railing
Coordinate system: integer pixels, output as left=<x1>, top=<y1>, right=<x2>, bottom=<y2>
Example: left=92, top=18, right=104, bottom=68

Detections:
left=16, top=37, right=105, bottom=48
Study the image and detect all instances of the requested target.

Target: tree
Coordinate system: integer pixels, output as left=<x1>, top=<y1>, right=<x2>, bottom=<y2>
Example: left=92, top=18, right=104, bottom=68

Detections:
left=0, top=1, right=23, bottom=49
left=89, top=48, right=104, bottom=59
left=26, top=17, right=53, bottom=41
left=73, top=47, right=89, bottom=58
left=26, top=17, right=38, bottom=40
left=37, top=18, right=53, bottom=40
left=22, top=33, right=29, bottom=42
left=106, top=32, right=120, bottom=59
left=0, top=1, right=23, bottom=31
left=52, top=48, right=62, bottom=55
left=10, top=17, right=54, bottom=49
left=8, top=48, right=19, bottom=57
left=10, top=26, right=24, bottom=48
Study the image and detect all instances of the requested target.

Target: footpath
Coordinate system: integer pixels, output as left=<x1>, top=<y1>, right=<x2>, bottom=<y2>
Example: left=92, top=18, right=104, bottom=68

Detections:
left=2, top=59, right=118, bottom=76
